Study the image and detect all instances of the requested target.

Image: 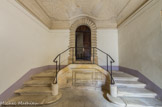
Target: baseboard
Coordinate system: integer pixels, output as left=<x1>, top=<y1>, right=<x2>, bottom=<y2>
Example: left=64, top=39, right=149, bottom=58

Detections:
left=48, top=65, right=67, bottom=70
left=119, top=66, right=162, bottom=100
left=101, top=66, right=119, bottom=71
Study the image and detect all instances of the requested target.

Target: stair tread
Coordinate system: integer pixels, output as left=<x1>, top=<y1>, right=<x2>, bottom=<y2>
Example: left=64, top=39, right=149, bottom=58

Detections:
left=113, top=72, right=137, bottom=78
left=24, top=79, right=52, bottom=85
left=113, top=73, right=138, bottom=81
left=118, top=87, right=157, bottom=97
left=15, top=87, right=51, bottom=94
left=115, top=80, right=146, bottom=88
left=122, top=97, right=162, bottom=106
left=32, top=70, right=56, bottom=78
left=116, top=80, right=145, bottom=84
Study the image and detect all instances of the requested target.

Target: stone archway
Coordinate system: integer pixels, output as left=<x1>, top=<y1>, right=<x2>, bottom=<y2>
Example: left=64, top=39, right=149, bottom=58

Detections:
left=69, top=18, right=97, bottom=64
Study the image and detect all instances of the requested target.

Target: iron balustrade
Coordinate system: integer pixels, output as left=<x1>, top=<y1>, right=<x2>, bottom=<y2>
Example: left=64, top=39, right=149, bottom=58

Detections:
left=53, top=47, right=115, bottom=84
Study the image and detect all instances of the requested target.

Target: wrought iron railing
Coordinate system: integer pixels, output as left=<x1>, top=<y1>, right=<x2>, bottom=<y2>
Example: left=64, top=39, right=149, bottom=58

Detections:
left=53, top=47, right=115, bottom=84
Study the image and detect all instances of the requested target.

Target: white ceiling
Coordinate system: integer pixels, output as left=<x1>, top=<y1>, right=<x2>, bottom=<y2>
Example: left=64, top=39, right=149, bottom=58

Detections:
left=17, top=0, right=148, bottom=29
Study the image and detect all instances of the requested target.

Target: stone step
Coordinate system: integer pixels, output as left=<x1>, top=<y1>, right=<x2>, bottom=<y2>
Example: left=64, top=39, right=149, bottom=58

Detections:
left=74, top=79, right=105, bottom=82
left=113, top=73, right=138, bottom=81
left=15, top=87, right=51, bottom=95
left=115, top=80, right=146, bottom=88
left=72, top=69, right=105, bottom=80
left=32, top=78, right=54, bottom=80
left=73, top=81, right=106, bottom=87
left=74, top=82, right=101, bottom=86
left=32, top=70, right=56, bottom=79
left=118, top=87, right=157, bottom=98
left=67, top=77, right=107, bottom=84
left=72, top=68, right=98, bottom=70
left=122, top=97, right=162, bottom=107
left=24, top=79, right=52, bottom=87
left=2, top=94, right=62, bottom=106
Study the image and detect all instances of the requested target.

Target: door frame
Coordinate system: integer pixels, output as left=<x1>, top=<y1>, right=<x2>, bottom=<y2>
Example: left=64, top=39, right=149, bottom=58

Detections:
left=69, top=18, right=98, bottom=64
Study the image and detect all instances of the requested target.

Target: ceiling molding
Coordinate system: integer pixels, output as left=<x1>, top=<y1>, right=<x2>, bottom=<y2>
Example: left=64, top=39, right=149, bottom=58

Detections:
left=118, top=0, right=159, bottom=29
left=16, top=0, right=52, bottom=29
left=117, top=0, right=149, bottom=27
left=34, top=0, right=52, bottom=20
left=117, top=0, right=131, bottom=17
left=15, top=0, right=148, bottom=29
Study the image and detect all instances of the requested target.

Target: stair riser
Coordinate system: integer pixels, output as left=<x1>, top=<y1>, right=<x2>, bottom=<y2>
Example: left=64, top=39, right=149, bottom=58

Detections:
left=126, top=105, right=156, bottom=107
left=74, top=83, right=104, bottom=87
left=118, top=94, right=157, bottom=98
left=114, top=78, right=138, bottom=81
left=32, top=77, right=54, bottom=80
left=24, top=84, right=51, bottom=87
left=15, top=92, right=51, bottom=95
left=73, top=86, right=109, bottom=91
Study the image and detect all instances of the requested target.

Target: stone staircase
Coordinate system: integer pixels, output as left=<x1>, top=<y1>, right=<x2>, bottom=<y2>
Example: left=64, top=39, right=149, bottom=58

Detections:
left=107, top=71, right=162, bottom=107
left=2, top=64, right=162, bottom=107
left=2, top=70, right=62, bottom=106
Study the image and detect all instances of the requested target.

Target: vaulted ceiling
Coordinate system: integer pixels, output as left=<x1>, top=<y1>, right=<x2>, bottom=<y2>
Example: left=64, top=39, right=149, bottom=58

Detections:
left=16, top=0, right=148, bottom=29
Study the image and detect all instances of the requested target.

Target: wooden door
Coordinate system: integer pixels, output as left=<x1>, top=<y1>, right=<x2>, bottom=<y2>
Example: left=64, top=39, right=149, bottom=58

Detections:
left=76, top=25, right=91, bottom=60
left=83, top=31, right=91, bottom=60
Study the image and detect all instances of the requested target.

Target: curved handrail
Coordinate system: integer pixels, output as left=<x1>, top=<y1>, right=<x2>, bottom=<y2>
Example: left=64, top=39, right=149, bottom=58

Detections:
left=53, top=47, right=115, bottom=84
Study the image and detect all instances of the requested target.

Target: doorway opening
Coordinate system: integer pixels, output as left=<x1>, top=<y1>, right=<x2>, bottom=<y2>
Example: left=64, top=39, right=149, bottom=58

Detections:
left=75, top=25, right=91, bottom=61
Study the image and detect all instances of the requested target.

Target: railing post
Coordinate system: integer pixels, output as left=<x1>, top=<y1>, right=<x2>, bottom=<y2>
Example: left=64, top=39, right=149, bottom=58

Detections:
left=56, top=61, right=58, bottom=84
left=59, top=55, right=61, bottom=70
left=110, top=61, right=113, bottom=84
left=93, top=47, right=95, bottom=64
left=107, top=55, right=108, bottom=71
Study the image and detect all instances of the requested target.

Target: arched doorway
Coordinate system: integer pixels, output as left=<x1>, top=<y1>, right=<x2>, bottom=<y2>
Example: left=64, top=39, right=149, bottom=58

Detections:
left=75, top=25, right=91, bottom=61
left=69, top=18, right=97, bottom=64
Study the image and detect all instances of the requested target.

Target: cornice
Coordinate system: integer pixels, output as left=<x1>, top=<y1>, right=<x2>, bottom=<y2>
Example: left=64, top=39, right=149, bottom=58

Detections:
left=118, top=0, right=160, bottom=29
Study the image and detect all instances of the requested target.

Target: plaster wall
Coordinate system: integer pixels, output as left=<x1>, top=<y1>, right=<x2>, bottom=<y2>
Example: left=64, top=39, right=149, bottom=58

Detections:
left=48, top=30, right=69, bottom=65
left=97, top=29, right=119, bottom=66
left=118, top=0, right=162, bottom=88
left=0, top=0, right=53, bottom=94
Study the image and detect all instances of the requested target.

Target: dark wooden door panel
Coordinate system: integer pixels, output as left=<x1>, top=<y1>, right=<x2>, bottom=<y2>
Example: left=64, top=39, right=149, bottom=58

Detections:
left=76, top=25, right=91, bottom=61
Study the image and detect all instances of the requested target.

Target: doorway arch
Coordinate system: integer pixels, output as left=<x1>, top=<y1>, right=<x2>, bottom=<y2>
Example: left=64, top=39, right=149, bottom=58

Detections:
left=69, top=18, right=97, bottom=63
left=75, top=25, right=91, bottom=61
